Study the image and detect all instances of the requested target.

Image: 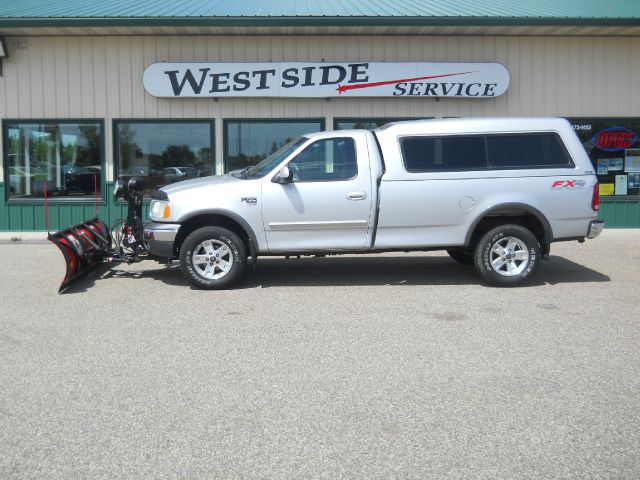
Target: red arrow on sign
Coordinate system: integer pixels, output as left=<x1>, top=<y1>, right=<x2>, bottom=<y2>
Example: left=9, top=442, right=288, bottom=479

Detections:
left=336, top=71, right=474, bottom=94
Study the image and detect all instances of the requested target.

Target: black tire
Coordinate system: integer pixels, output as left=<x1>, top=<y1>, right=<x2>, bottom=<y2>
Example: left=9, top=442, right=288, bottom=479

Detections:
left=473, top=224, right=540, bottom=287
left=447, top=249, right=474, bottom=265
left=179, top=226, right=247, bottom=289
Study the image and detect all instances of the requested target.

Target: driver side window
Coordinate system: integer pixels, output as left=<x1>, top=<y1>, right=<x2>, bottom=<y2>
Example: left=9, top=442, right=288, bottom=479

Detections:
left=288, top=137, right=357, bottom=182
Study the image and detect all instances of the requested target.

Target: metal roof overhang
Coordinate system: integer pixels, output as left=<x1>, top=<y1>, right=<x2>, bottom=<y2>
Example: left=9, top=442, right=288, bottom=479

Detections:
left=0, top=16, right=640, bottom=36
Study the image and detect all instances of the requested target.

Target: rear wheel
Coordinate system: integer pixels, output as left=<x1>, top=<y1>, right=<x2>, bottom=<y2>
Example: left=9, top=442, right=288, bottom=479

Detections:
left=473, top=224, right=540, bottom=287
left=179, top=226, right=246, bottom=289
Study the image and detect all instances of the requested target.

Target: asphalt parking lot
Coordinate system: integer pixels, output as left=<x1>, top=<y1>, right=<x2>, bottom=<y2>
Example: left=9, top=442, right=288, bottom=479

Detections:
left=1, top=230, right=639, bottom=479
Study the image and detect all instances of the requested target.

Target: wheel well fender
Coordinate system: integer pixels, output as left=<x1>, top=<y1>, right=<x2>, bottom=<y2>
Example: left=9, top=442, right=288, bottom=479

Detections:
left=175, top=210, right=258, bottom=260
left=464, top=203, right=553, bottom=253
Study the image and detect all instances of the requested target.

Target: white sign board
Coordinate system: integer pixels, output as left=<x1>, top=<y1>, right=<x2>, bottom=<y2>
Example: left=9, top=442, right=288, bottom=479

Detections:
left=625, top=149, right=640, bottom=172
left=143, top=62, right=510, bottom=98
left=615, top=174, right=628, bottom=195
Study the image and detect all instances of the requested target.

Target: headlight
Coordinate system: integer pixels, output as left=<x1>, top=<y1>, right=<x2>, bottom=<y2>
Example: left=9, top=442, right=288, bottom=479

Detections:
left=149, top=200, right=172, bottom=220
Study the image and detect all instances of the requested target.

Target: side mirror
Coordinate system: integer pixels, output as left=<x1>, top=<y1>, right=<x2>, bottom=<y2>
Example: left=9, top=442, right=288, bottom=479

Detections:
left=272, top=165, right=293, bottom=184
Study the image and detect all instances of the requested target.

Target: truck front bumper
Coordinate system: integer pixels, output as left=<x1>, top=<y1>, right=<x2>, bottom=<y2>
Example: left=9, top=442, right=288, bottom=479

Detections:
left=587, top=219, right=605, bottom=239
left=143, top=221, right=181, bottom=258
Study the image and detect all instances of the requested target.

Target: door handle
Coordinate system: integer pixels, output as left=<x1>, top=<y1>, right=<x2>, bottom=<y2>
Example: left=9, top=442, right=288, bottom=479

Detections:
left=346, top=191, right=367, bottom=200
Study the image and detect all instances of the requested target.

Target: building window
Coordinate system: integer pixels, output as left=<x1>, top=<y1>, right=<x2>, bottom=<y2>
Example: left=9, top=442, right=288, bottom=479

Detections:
left=4, top=120, right=103, bottom=199
left=224, top=119, right=323, bottom=173
left=334, top=118, right=420, bottom=130
left=115, top=120, right=214, bottom=196
left=567, top=118, right=640, bottom=197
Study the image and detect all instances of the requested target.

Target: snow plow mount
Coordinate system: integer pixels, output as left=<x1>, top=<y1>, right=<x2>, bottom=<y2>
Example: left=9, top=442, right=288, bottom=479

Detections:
left=48, top=177, right=149, bottom=293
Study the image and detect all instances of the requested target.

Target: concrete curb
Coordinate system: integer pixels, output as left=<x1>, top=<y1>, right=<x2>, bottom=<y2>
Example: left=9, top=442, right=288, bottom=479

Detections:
left=0, top=232, right=50, bottom=242
left=597, top=228, right=640, bottom=236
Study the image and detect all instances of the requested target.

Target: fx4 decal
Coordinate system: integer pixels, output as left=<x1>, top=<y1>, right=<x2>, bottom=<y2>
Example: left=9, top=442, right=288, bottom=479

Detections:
left=241, top=197, right=258, bottom=205
left=551, top=180, right=587, bottom=189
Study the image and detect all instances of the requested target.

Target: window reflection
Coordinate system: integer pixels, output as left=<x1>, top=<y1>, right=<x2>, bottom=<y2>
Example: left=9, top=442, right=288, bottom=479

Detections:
left=5, top=122, right=102, bottom=199
left=334, top=118, right=414, bottom=130
left=116, top=122, right=213, bottom=196
left=224, top=120, right=322, bottom=172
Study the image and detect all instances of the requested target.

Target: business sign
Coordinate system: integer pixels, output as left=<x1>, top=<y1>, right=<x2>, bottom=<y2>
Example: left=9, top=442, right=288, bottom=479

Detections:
left=591, top=126, right=637, bottom=152
left=143, top=62, right=510, bottom=98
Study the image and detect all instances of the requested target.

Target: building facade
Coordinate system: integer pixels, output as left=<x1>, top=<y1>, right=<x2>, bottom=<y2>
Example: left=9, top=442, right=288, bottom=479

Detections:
left=1, top=3, right=640, bottom=231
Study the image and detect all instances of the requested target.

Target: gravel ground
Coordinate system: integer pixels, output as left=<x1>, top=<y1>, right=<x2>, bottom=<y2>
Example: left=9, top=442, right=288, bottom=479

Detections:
left=0, top=230, right=639, bottom=479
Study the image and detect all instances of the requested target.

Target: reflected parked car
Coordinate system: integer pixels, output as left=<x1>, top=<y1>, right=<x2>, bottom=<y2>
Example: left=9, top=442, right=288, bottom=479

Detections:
left=85, top=165, right=102, bottom=176
left=121, top=166, right=161, bottom=177
left=195, top=165, right=214, bottom=177
left=118, top=166, right=164, bottom=194
left=162, top=166, right=198, bottom=182
left=62, top=165, right=101, bottom=194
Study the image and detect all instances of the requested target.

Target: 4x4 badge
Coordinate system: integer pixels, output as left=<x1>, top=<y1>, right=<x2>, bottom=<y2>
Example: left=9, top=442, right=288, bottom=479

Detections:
left=241, top=197, right=257, bottom=205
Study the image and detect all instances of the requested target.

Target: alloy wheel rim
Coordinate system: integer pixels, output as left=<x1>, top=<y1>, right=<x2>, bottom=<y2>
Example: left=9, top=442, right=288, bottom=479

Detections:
left=192, top=239, right=233, bottom=280
left=489, top=236, right=529, bottom=277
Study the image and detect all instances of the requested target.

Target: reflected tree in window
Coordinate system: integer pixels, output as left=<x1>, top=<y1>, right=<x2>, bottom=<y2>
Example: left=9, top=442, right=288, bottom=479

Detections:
left=4, top=121, right=103, bottom=199
left=224, top=120, right=321, bottom=172
left=115, top=121, right=214, bottom=195
left=335, top=118, right=412, bottom=130
left=161, top=144, right=196, bottom=169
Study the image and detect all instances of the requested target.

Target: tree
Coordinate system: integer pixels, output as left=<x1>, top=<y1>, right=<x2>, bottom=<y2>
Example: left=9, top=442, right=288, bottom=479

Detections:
left=160, top=144, right=196, bottom=169
left=76, top=125, right=101, bottom=167
left=118, top=124, right=140, bottom=169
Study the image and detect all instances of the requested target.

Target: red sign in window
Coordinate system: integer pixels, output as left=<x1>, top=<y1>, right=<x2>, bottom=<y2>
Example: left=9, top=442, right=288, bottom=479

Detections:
left=591, top=127, right=637, bottom=151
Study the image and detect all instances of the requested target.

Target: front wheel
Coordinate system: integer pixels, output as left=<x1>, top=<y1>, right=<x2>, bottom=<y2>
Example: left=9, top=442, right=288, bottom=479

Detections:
left=179, top=226, right=246, bottom=289
left=473, top=224, right=540, bottom=287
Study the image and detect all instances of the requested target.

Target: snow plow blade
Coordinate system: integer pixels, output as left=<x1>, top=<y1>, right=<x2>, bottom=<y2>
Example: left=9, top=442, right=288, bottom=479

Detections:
left=48, top=218, right=111, bottom=293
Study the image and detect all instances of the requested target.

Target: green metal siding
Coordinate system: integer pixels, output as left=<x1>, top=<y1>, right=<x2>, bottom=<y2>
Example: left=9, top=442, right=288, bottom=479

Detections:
left=599, top=198, right=640, bottom=228
left=0, top=182, right=149, bottom=232
left=1, top=182, right=638, bottom=231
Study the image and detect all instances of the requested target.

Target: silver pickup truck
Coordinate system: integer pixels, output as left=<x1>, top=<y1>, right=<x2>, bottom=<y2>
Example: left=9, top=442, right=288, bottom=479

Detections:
left=143, top=118, right=603, bottom=288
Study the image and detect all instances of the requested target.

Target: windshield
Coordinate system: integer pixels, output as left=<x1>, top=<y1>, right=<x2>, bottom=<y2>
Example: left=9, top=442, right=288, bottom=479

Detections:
left=233, top=137, right=308, bottom=179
